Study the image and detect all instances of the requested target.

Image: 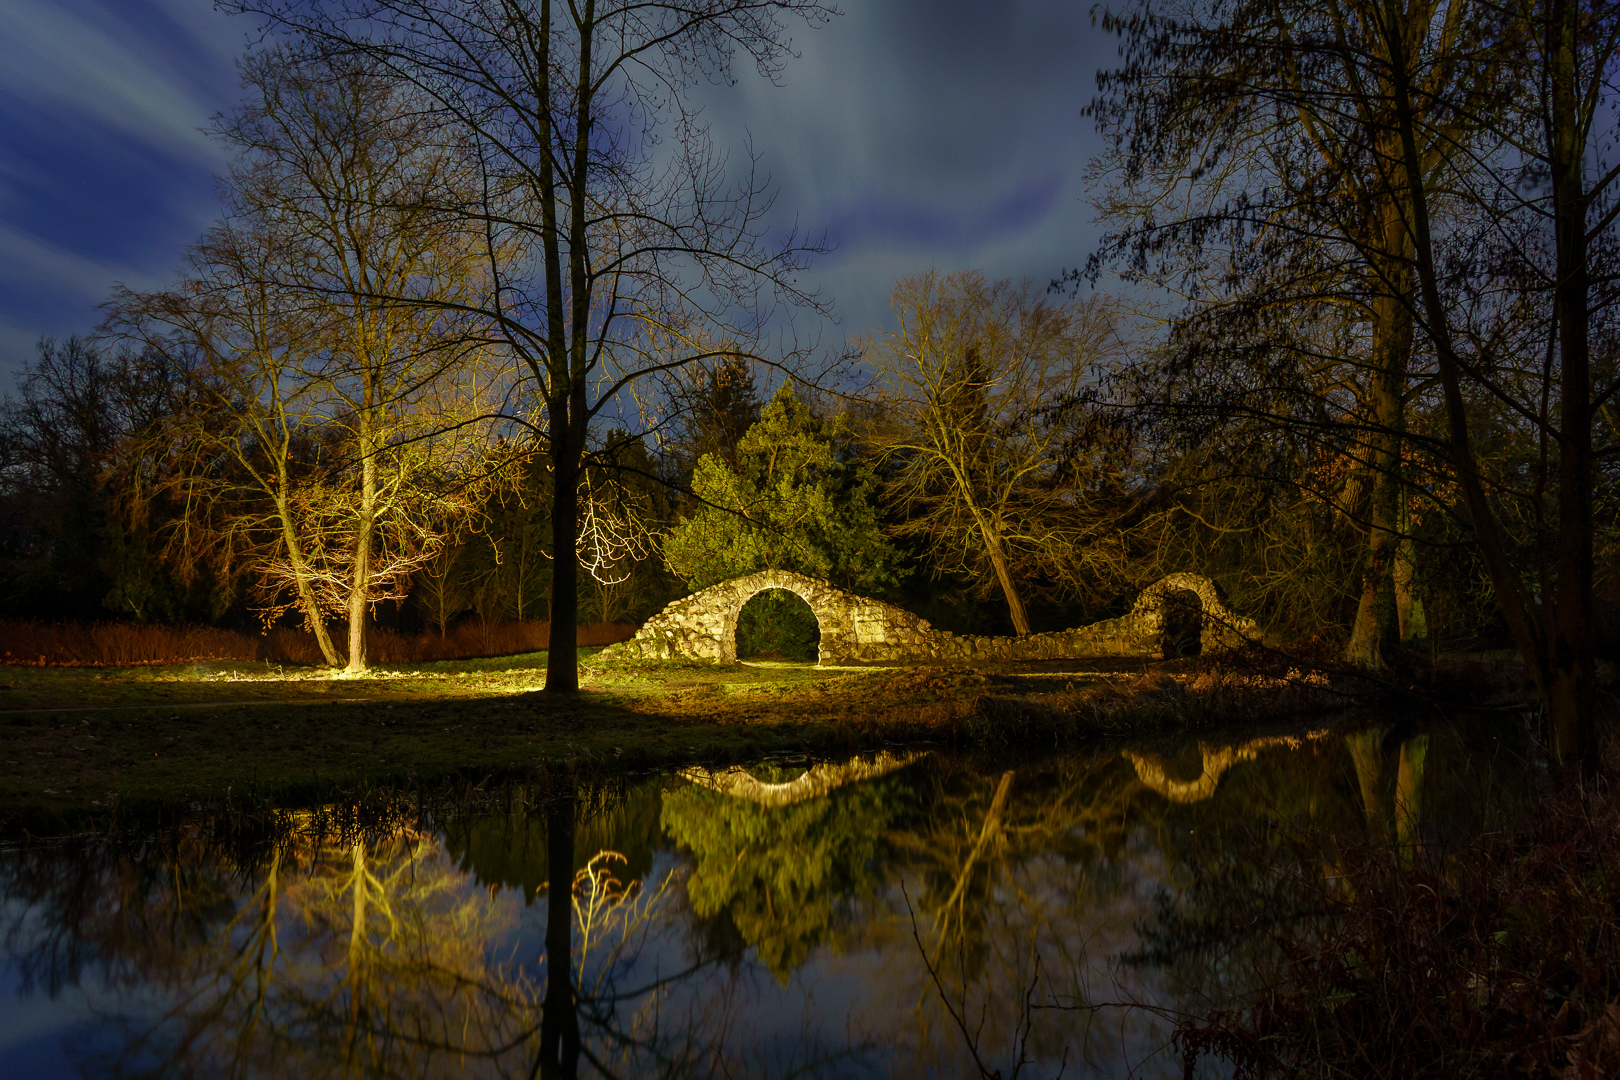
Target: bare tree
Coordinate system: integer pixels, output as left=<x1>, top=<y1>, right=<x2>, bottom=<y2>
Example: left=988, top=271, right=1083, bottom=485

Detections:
left=220, top=51, right=496, bottom=674
left=109, top=53, right=500, bottom=670
left=110, top=223, right=349, bottom=664
left=865, top=271, right=1124, bottom=636
left=1089, top=0, right=1507, bottom=668
left=1389, top=0, right=1620, bottom=772
left=228, top=0, right=836, bottom=692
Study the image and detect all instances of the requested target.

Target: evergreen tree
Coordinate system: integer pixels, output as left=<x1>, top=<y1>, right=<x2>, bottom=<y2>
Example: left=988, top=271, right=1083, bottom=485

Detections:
left=663, top=385, right=903, bottom=594
left=663, top=384, right=904, bottom=658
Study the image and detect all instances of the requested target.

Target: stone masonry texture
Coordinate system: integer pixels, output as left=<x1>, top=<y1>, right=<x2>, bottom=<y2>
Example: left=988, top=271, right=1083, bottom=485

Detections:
left=598, top=569, right=1260, bottom=666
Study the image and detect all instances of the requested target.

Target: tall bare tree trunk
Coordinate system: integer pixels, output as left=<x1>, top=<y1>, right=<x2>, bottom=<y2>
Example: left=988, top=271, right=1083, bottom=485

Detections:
left=547, top=424, right=581, bottom=692
left=1390, top=0, right=1597, bottom=775
left=1394, top=492, right=1427, bottom=640
left=973, top=514, right=1031, bottom=636
left=1543, top=0, right=1597, bottom=773
left=538, top=0, right=585, bottom=696
left=343, top=429, right=376, bottom=676
left=1347, top=194, right=1415, bottom=669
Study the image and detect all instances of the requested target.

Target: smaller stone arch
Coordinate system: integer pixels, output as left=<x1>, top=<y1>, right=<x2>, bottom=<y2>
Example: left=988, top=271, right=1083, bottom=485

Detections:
left=1161, top=588, right=1203, bottom=657
left=1127, top=573, right=1260, bottom=657
left=1124, top=730, right=1334, bottom=803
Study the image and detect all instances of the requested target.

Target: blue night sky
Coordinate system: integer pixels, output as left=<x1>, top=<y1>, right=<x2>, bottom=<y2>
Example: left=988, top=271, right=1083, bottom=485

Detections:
left=0, top=0, right=1120, bottom=381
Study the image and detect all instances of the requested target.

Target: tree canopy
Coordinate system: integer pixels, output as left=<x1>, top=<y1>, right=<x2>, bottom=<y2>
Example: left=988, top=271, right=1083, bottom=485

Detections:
left=663, top=384, right=903, bottom=596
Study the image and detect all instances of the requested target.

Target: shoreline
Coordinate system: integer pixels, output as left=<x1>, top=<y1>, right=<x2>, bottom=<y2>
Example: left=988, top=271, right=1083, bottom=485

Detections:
left=0, top=648, right=1526, bottom=834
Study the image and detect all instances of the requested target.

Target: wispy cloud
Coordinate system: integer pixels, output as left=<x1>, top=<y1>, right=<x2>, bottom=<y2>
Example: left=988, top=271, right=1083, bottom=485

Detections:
left=696, top=0, right=1118, bottom=339
left=0, top=0, right=240, bottom=377
left=0, top=222, right=168, bottom=299
left=0, top=1, right=232, bottom=162
left=0, top=0, right=1121, bottom=380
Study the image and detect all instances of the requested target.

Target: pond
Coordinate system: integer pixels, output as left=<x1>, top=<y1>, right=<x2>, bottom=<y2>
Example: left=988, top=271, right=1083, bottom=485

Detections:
left=0, top=718, right=1532, bottom=1078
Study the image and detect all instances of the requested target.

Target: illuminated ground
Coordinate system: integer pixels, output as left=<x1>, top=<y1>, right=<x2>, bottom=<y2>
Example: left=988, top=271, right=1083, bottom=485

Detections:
left=0, top=653, right=1190, bottom=828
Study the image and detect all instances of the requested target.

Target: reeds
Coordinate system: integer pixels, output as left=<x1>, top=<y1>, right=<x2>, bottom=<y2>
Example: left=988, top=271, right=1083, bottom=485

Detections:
left=0, top=619, right=637, bottom=667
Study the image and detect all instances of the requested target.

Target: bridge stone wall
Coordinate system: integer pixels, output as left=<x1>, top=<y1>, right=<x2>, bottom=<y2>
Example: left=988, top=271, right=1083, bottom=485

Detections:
left=598, top=568, right=1261, bottom=667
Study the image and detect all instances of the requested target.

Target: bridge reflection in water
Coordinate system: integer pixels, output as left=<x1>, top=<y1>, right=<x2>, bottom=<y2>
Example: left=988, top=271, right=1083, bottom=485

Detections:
left=0, top=722, right=1505, bottom=1079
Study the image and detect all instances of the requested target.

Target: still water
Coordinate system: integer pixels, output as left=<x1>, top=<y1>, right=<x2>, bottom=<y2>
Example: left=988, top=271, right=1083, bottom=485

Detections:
left=0, top=720, right=1527, bottom=1078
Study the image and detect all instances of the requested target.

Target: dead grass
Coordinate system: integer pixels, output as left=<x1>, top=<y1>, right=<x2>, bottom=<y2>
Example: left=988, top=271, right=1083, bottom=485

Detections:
left=0, top=619, right=636, bottom=667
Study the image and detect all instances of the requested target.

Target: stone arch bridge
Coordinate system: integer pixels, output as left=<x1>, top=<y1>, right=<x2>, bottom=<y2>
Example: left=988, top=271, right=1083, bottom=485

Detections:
left=599, top=568, right=1260, bottom=666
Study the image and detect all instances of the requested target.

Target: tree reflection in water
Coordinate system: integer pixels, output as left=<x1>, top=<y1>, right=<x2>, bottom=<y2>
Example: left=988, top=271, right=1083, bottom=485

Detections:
left=0, top=789, right=779, bottom=1079
left=0, top=723, right=1525, bottom=1078
left=4, top=810, right=529, bottom=1077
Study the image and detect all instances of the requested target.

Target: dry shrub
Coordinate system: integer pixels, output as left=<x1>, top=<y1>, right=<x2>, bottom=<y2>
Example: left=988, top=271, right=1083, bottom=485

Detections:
left=261, top=627, right=325, bottom=666
left=0, top=621, right=260, bottom=666
left=0, top=620, right=637, bottom=667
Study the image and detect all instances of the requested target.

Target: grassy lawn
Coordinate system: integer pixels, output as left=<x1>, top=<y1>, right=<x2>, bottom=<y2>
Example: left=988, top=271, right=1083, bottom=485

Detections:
left=0, top=652, right=1167, bottom=830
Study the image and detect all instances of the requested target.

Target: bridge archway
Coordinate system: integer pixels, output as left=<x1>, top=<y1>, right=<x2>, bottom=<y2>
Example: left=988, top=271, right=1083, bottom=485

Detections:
left=710, top=571, right=844, bottom=664
left=603, top=569, right=1260, bottom=665
left=726, top=583, right=827, bottom=663
left=609, top=569, right=867, bottom=665
left=1128, top=573, right=1256, bottom=657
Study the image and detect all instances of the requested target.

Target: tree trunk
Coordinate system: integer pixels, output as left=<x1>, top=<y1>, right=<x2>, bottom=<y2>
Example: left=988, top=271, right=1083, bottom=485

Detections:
left=1389, top=2, right=1597, bottom=776
left=343, top=436, right=376, bottom=676
left=976, top=517, right=1031, bottom=636
left=276, top=490, right=341, bottom=667
left=1544, top=0, right=1597, bottom=774
left=1346, top=194, right=1414, bottom=669
left=546, top=429, right=580, bottom=693
left=1395, top=492, right=1427, bottom=640
left=538, top=0, right=584, bottom=696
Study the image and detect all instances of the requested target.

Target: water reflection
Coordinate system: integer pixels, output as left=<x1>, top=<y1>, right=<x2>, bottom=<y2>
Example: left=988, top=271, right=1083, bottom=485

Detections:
left=0, top=721, right=1525, bottom=1078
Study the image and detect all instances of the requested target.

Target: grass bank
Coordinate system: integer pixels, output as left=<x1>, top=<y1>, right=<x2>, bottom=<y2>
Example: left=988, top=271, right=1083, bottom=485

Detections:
left=0, top=618, right=636, bottom=667
left=0, top=651, right=1349, bottom=833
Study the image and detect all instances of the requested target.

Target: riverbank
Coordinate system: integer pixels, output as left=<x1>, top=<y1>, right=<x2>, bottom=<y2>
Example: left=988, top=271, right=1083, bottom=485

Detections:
left=2, top=647, right=1608, bottom=1077
left=0, top=650, right=1359, bottom=831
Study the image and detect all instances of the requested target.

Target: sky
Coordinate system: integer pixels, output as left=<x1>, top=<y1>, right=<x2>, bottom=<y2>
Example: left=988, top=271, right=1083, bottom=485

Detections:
left=0, top=0, right=1122, bottom=383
